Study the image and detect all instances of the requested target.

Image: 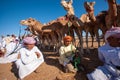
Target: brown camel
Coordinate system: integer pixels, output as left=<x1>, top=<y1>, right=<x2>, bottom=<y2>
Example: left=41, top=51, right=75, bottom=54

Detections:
left=20, top=17, right=74, bottom=52
left=61, top=0, right=85, bottom=54
left=106, top=0, right=117, bottom=28
left=20, top=18, right=60, bottom=49
left=116, top=4, right=120, bottom=26
left=105, top=0, right=120, bottom=29
left=84, top=1, right=108, bottom=48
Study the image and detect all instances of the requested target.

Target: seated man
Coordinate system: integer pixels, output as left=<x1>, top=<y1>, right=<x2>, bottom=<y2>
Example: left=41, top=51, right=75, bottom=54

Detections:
left=0, top=38, right=22, bottom=63
left=15, top=37, right=44, bottom=79
left=87, top=27, right=120, bottom=80
left=59, top=35, right=77, bottom=73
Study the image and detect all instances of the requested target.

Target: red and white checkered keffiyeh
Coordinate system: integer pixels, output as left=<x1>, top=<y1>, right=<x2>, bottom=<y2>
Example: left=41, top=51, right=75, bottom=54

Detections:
left=105, top=27, right=120, bottom=42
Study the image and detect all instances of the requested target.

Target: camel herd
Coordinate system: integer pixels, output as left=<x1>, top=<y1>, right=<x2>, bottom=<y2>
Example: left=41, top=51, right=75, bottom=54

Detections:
left=20, top=0, right=120, bottom=54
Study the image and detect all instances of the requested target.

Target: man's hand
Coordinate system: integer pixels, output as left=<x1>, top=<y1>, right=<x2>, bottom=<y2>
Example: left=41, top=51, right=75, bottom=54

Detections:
left=17, top=53, right=21, bottom=59
left=35, top=52, right=40, bottom=58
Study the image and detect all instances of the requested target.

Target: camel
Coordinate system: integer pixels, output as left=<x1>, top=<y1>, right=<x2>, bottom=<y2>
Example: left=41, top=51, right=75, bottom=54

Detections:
left=20, top=18, right=60, bottom=50
left=84, top=1, right=108, bottom=48
left=105, top=0, right=120, bottom=29
left=20, top=17, right=75, bottom=52
left=61, top=0, right=85, bottom=54
left=41, top=16, right=80, bottom=51
left=116, top=4, right=120, bottom=26
left=105, top=0, right=117, bottom=28
left=83, top=1, right=99, bottom=49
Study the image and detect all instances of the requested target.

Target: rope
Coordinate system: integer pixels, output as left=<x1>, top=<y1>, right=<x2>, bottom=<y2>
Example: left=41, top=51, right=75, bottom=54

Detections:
left=67, top=21, right=71, bottom=36
left=18, top=25, right=22, bottom=41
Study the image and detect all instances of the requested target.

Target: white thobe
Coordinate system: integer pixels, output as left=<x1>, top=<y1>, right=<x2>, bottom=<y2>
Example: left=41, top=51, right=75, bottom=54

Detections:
left=59, top=44, right=76, bottom=66
left=0, top=42, right=22, bottom=63
left=15, top=46, right=44, bottom=79
left=87, top=44, right=120, bottom=80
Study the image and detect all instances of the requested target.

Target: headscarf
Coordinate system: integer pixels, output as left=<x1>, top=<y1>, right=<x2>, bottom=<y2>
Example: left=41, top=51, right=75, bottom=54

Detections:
left=23, top=37, right=36, bottom=44
left=105, top=27, right=120, bottom=42
left=63, top=35, right=73, bottom=42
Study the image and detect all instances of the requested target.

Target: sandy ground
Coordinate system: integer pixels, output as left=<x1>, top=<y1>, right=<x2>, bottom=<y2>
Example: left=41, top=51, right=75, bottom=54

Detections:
left=0, top=40, right=104, bottom=80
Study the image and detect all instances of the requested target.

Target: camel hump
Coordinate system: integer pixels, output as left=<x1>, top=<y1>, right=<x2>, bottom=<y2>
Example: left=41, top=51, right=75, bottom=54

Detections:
left=80, top=14, right=90, bottom=23
left=57, top=16, right=68, bottom=21
left=96, top=11, right=108, bottom=21
left=42, top=29, right=52, bottom=33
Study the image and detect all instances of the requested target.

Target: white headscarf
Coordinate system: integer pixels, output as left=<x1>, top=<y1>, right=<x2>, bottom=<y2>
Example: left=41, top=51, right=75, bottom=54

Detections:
left=105, top=27, right=120, bottom=43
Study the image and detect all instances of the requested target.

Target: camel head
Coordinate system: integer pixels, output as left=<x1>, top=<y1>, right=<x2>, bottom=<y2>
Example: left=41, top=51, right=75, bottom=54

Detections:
left=61, top=0, right=68, bottom=8
left=20, top=18, right=37, bottom=26
left=20, top=18, right=43, bottom=35
left=107, top=0, right=116, bottom=4
left=84, top=1, right=95, bottom=13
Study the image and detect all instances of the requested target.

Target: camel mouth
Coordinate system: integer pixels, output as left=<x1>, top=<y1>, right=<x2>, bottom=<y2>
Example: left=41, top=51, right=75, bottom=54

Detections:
left=20, top=20, right=26, bottom=25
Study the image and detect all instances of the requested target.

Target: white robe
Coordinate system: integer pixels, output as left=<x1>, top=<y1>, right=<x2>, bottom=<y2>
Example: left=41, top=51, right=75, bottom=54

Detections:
left=87, top=44, right=120, bottom=80
left=0, top=42, right=22, bottom=63
left=59, top=44, right=76, bottom=66
left=15, top=46, right=44, bottom=79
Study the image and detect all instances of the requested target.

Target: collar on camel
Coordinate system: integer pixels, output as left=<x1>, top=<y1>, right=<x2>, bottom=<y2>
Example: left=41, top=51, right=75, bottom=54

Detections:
left=56, top=16, right=69, bottom=21
left=86, top=8, right=94, bottom=13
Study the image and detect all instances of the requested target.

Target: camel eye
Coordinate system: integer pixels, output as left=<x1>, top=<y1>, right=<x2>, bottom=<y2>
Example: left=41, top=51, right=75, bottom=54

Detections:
left=28, top=20, right=31, bottom=23
left=32, top=19, right=35, bottom=21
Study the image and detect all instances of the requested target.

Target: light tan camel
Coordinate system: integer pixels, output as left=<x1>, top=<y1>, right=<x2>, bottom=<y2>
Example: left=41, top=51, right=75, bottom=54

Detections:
left=41, top=16, right=73, bottom=43
left=61, top=0, right=74, bottom=17
left=20, top=18, right=60, bottom=49
left=61, top=0, right=85, bottom=54
left=106, top=0, right=117, bottom=29
left=20, top=17, right=74, bottom=52
left=105, top=0, right=120, bottom=29
left=116, top=4, right=120, bottom=26
left=84, top=1, right=108, bottom=48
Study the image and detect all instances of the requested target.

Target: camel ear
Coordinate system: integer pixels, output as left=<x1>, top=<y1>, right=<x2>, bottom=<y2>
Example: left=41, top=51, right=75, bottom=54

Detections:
left=86, top=2, right=89, bottom=5
left=92, top=1, right=95, bottom=5
left=84, top=1, right=89, bottom=7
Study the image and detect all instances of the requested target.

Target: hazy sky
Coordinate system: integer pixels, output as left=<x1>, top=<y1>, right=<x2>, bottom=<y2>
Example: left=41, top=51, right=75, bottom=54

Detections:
left=0, top=0, right=120, bottom=36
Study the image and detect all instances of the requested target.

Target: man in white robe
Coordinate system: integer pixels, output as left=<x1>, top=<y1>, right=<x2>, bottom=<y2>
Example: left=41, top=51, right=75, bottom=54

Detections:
left=15, top=37, right=44, bottom=79
left=87, top=27, right=120, bottom=80
left=0, top=39, right=22, bottom=63
left=59, top=36, right=77, bottom=73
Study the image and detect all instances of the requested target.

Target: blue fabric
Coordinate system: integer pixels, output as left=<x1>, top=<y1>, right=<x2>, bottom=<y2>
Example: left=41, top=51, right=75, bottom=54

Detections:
left=87, top=44, right=120, bottom=80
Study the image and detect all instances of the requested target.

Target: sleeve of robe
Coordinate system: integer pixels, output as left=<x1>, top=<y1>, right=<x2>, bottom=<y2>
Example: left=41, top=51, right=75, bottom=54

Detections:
left=98, top=47, right=105, bottom=63
left=59, top=44, right=76, bottom=63
left=20, top=47, right=38, bottom=65
left=59, top=47, right=70, bottom=63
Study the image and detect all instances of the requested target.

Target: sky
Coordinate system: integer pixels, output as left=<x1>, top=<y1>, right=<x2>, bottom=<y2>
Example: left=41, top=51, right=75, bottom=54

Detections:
left=0, top=0, right=120, bottom=37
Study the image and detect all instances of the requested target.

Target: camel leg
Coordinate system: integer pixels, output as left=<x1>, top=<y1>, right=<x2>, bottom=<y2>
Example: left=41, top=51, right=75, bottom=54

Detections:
left=95, top=30, right=100, bottom=47
left=86, top=31, right=90, bottom=53
left=48, top=36, right=51, bottom=50
left=94, top=28, right=100, bottom=47
left=74, top=28, right=84, bottom=54
left=57, top=32, right=63, bottom=47
left=91, top=35, right=94, bottom=47
left=89, top=31, right=94, bottom=48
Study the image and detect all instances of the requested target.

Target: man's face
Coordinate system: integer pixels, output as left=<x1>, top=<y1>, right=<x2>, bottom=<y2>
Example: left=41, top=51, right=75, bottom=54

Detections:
left=107, top=35, right=120, bottom=47
left=64, top=40, right=71, bottom=46
left=24, top=43, right=35, bottom=50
